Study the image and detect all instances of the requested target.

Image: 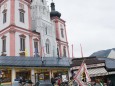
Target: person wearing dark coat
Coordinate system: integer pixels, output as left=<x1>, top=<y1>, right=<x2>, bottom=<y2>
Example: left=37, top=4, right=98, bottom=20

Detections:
left=51, top=77, right=55, bottom=86
left=107, top=80, right=114, bottom=86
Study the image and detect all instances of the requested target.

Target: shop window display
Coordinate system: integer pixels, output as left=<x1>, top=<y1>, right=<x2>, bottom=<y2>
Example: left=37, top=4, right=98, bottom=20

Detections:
left=16, top=71, right=31, bottom=80
left=35, top=72, right=50, bottom=81
left=0, top=70, right=11, bottom=83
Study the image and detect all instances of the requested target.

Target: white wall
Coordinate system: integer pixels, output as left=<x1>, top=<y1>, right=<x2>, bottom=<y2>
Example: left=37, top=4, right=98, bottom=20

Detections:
left=15, top=0, right=29, bottom=29
left=31, top=0, right=58, bottom=57
left=0, top=0, right=11, bottom=30
left=15, top=31, right=30, bottom=56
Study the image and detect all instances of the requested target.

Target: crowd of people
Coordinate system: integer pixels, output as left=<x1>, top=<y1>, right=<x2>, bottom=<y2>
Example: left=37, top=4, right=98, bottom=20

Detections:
left=90, top=79, right=114, bottom=86
left=51, top=77, right=62, bottom=86
left=51, top=76, right=114, bottom=86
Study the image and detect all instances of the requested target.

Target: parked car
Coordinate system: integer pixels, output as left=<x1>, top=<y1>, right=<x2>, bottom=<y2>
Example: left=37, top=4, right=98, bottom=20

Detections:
left=34, top=80, right=53, bottom=86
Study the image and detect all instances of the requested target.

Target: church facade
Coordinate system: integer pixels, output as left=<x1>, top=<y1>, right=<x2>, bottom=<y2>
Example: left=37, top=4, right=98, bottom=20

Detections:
left=0, top=0, right=69, bottom=58
left=0, top=0, right=70, bottom=85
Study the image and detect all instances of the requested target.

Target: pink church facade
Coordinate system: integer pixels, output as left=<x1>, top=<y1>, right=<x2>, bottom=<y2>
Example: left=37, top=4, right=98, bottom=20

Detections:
left=0, top=0, right=69, bottom=58
left=0, top=0, right=40, bottom=57
left=0, top=0, right=70, bottom=85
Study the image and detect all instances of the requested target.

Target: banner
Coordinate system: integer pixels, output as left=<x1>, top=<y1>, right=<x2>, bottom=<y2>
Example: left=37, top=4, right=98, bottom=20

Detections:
left=25, top=49, right=28, bottom=56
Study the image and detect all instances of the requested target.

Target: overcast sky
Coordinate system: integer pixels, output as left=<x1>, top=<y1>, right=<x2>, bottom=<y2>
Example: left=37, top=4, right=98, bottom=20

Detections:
left=48, top=0, right=115, bottom=57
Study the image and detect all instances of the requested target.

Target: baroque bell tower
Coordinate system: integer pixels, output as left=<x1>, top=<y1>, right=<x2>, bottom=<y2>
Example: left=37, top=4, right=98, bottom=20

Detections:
left=50, top=1, right=70, bottom=57
left=31, top=0, right=58, bottom=57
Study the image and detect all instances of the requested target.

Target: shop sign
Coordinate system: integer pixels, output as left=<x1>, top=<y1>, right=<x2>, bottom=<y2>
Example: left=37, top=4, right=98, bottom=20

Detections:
left=62, top=75, right=68, bottom=82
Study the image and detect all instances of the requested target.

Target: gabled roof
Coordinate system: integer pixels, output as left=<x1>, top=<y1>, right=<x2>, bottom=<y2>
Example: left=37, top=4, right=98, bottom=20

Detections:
left=0, top=56, right=70, bottom=68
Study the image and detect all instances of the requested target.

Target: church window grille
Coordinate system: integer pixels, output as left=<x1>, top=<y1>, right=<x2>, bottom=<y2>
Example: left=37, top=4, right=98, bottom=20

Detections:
left=34, top=41, right=38, bottom=53
left=45, top=27, right=47, bottom=35
left=61, top=28, right=64, bottom=38
left=63, top=46, right=66, bottom=57
left=20, top=35, right=26, bottom=51
left=19, top=9, right=25, bottom=23
left=45, top=39, right=50, bottom=54
left=3, top=9, right=7, bottom=23
left=2, top=36, right=6, bottom=52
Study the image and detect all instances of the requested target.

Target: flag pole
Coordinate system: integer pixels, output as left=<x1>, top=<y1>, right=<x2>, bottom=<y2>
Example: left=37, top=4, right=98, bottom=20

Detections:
left=80, top=44, right=83, bottom=58
left=72, top=44, right=74, bottom=58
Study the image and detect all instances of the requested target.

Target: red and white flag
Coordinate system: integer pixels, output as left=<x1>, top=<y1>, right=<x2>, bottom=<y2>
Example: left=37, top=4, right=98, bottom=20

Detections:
left=74, top=62, right=91, bottom=86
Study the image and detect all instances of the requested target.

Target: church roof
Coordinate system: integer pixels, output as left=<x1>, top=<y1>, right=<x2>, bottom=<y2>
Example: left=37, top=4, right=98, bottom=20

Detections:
left=50, top=2, right=61, bottom=18
left=0, top=56, right=70, bottom=68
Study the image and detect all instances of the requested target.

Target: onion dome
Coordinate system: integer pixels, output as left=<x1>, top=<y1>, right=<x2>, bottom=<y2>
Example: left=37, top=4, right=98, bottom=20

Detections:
left=50, top=2, right=61, bottom=18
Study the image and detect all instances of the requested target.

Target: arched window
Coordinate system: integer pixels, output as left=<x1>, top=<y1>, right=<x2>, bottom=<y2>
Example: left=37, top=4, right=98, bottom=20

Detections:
left=45, top=39, right=50, bottom=54
left=63, top=46, right=66, bottom=57
left=45, top=27, right=47, bottom=35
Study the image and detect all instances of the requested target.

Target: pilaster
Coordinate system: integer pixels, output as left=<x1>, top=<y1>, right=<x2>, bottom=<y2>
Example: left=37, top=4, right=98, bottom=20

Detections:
left=9, top=28, right=16, bottom=56
left=29, top=34, right=33, bottom=56
left=12, top=68, right=16, bottom=84
left=31, top=68, right=35, bottom=85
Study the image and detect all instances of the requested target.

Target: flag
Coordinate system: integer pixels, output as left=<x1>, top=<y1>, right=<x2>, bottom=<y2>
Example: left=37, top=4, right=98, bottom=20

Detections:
left=72, top=44, right=74, bottom=58
left=80, top=44, right=83, bottom=57
left=25, top=48, right=28, bottom=56
left=41, top=46, right=45, bottom=62
left=74, top=62, right=91, bottom=86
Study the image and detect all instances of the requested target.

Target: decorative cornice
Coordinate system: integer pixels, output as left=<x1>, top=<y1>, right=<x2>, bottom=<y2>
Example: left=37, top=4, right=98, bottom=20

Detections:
left=33, top=38, right=39, bottom=41
left=19, top=9, right=25, bottom=13
left=19, top=34, right=26, bottom=38
left=29, top=33, right=33, bottom=37
left=1, top=35, right=6, bottom=39
left=9, top=28, right=16, bottom=33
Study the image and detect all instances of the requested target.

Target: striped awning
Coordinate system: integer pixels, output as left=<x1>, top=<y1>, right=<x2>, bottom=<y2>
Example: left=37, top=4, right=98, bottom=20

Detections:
left=88, top=67, right=108, bottom=77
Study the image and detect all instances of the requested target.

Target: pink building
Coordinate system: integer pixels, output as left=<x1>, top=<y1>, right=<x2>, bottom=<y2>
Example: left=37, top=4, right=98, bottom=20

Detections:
left=0, top=0, right=70, bottom=85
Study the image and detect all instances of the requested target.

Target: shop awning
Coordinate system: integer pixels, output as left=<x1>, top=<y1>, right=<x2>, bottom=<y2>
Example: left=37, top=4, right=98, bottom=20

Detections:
left=88, top=67, right=108, bottom=77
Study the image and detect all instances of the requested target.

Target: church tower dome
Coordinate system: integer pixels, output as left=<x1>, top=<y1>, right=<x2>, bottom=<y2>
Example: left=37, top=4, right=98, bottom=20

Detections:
left=50, top=2, right=61, bottom=18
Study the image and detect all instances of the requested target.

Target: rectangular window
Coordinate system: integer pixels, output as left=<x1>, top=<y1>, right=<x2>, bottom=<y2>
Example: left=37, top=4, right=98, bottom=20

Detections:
left=20, top=37, right=25, bottom=51
left=34, top=41, right=38, bottom=53
left=2, top=39, right=6, bottom=52
left=20, top=11, right=24, bottom=23
left=3, top=12, right=7, bottom=23
left=61, top=29, right=64, bottom=38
